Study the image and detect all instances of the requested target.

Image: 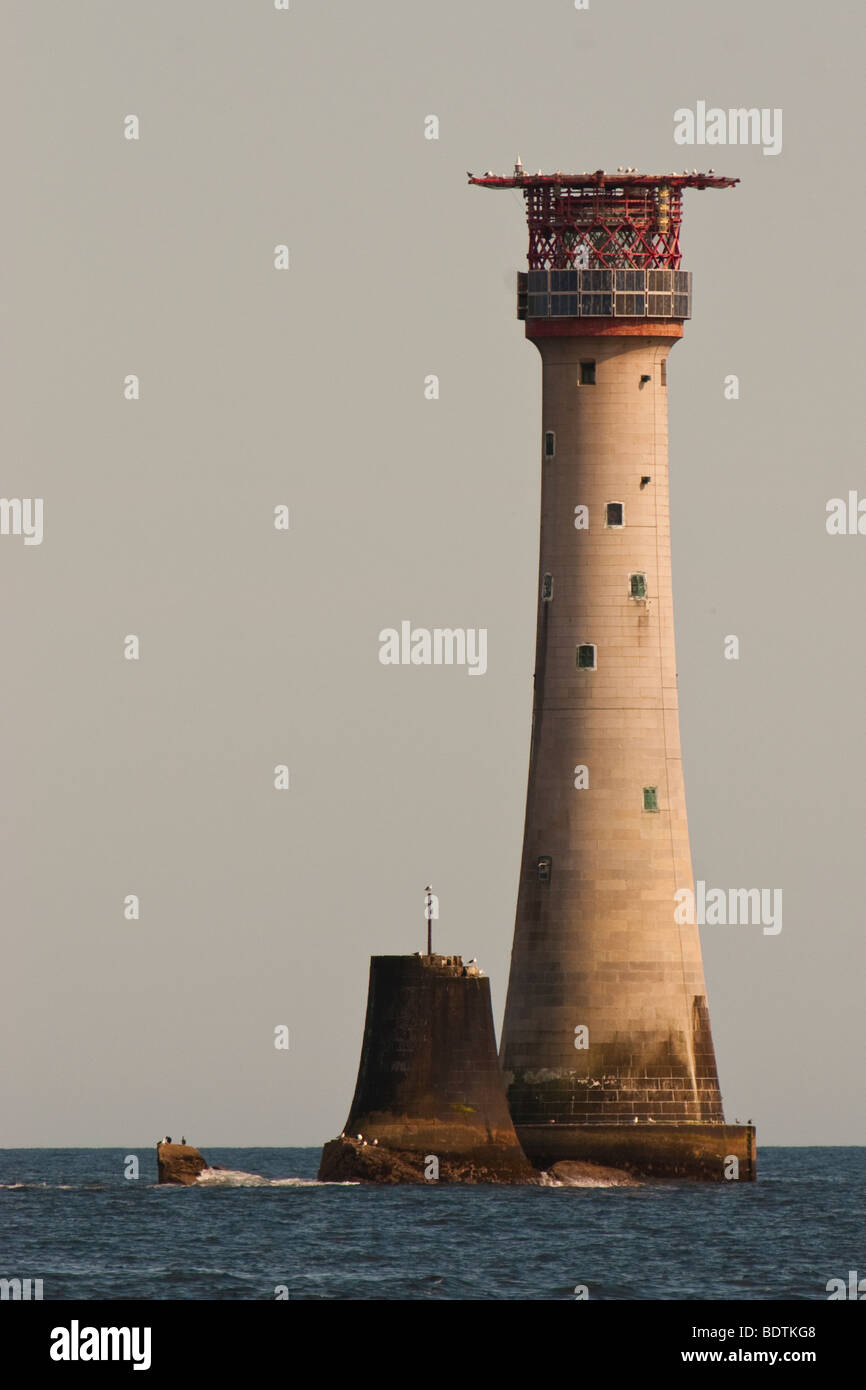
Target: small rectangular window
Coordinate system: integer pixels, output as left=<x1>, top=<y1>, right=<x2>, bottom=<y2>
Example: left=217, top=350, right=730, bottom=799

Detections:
left=643, top=786, right=659, bottom=812
left=606, top=502, right=624, bottom=527
left=629, top=572, right=647, bottom=599
left=660, top=360, right=667, bottom=387
left=579, top=360, right=596, bottom=386
left=541, top=573, right=553, bottom=602
left=544, top=430, right=556, bottom=458
left=576, top=644, right=596, bottom=670
left=537, top=855, right=552, bottom=884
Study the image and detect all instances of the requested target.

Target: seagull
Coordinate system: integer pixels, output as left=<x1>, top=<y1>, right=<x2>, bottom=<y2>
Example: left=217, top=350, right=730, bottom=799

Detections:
left=467, top=957, right=478, bottom=965
left=355, top=1134, right=363, bottom=1141
left=372, top=1139, right=378, bottom=1146
left=340, top=1132, right=346, bottom=1139
left=632, top=1116, right=639, bottom=1124
left=647, top=1117, right=656, bottom=1124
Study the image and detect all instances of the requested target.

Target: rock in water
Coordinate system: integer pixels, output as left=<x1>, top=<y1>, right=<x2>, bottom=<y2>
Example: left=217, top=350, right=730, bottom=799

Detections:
left=319, top=1135, right=537, bottom=1185
left=157, top=1142, right=207, bottom=1185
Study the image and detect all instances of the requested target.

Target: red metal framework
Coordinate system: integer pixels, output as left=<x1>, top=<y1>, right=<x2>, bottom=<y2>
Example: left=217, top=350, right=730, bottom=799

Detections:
left=469, top=168, right=738, bottom=270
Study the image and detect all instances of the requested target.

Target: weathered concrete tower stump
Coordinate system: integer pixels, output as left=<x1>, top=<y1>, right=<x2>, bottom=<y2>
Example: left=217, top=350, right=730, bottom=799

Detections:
left=470, top=164, right=756, bottom=1181
left=318, top=955, right=537, bottom=1184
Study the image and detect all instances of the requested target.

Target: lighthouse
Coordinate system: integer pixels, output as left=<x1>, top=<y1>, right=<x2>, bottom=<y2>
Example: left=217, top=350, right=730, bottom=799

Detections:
left=471, top=164, right=755, bottom=1180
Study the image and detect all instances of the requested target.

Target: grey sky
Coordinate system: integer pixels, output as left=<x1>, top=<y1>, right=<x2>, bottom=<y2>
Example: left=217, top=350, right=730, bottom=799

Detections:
left=1, top=0, right=863, bottom=1147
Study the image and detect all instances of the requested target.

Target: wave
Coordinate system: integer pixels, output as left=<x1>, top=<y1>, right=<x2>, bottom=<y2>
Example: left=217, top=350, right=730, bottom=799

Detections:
left=538, top=1169, right=641, bottom=1189
left=194, top=1167, right=357, bottom=1188
left=0, top=1182, right=108, bottom=1192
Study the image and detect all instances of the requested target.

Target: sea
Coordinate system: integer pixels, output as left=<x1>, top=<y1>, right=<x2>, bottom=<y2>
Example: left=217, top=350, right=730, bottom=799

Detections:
left=1, top=1146, right=862, bottom=1301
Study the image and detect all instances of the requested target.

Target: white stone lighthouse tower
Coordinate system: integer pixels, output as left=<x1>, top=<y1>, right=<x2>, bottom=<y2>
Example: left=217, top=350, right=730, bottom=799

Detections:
left=471, top=165, right=755, bottom=1179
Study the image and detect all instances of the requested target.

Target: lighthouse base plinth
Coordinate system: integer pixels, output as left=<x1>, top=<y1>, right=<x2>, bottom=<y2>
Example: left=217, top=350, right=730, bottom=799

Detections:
left=517, top=1123, right=757, bottom=1182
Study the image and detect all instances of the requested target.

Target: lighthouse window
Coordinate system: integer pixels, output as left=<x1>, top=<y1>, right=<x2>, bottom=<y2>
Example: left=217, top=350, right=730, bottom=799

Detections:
left=643, top=786, right=659, bottom=812
left=606, top=502, right=624, bottom=527
left=576, top=644, right=596, bottom=670
left=579, top=360, right=596, bottom=385
left=542, top=573, right=553, bottom=601
left=661, top=360, right=667, bottom=387
left=544, top=431, right=556, bottom=458
left=629, top=572, right=647, bottom=599
left=536, top=856, right=552, bottom=884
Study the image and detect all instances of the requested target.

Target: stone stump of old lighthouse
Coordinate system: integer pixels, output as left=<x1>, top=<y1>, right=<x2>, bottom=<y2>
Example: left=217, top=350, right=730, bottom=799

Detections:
left=319, top=954, right=536, bottom=1184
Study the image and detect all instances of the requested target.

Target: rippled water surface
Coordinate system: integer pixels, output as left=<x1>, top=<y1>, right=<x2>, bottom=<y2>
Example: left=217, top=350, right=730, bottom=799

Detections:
left=0, top=1147, right=861, bottom=1300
